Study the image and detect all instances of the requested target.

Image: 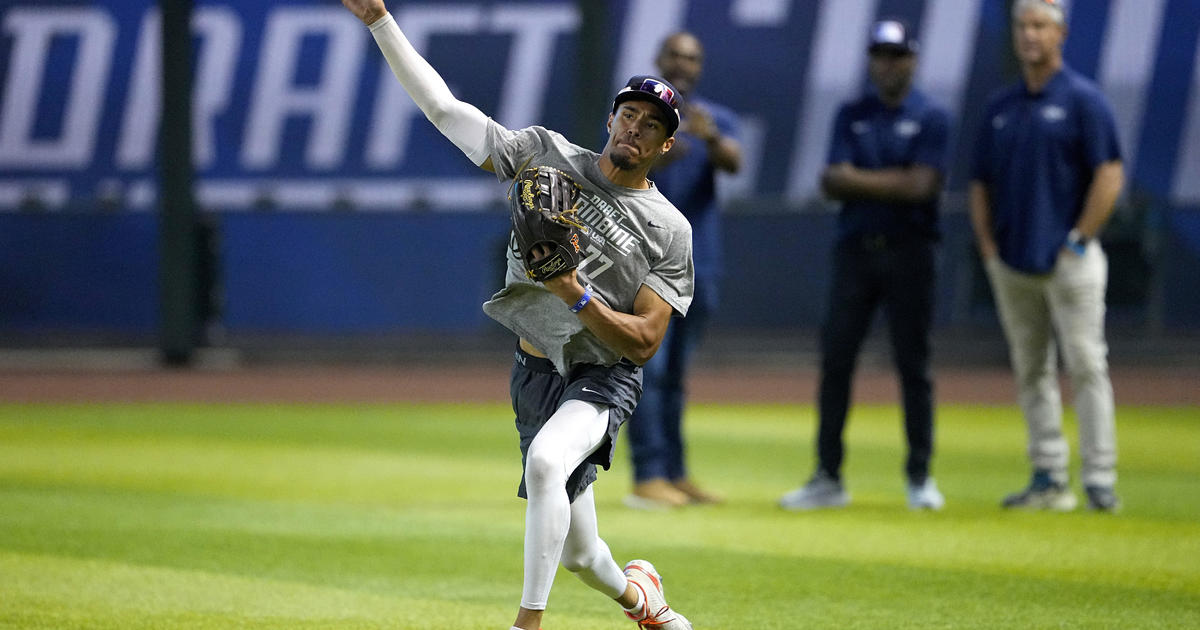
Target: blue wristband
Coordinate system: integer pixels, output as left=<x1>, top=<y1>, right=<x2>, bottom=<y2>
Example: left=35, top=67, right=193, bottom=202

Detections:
left=569, top=285, right=592, bottom=313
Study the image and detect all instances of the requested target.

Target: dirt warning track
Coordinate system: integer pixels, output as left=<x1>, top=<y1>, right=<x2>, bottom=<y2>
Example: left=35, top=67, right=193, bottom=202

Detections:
left=1, top=363, right=1195, bottom=406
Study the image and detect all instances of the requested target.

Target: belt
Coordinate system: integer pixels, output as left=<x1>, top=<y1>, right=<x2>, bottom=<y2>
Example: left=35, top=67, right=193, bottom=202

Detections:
left=513, top=344, right=639, bottom=374
left=514, top=345, right=556, bottom=373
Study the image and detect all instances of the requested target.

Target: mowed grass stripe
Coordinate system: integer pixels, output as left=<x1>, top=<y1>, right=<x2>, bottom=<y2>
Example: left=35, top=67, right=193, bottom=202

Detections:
left=0, top=551, right=517, bottom=630
left=0, top=402, right=1196, bottom=629
left=0, top=439, right=511, bottom=502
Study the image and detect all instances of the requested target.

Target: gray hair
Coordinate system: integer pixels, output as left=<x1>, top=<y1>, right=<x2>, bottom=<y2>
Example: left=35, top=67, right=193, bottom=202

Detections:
left=1012, top=0, right=1067, bottom=24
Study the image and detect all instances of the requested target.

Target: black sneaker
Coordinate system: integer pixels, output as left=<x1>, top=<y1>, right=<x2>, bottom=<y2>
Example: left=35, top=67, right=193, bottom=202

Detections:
left=1001, top=469, right=1077, bottom=511
left=1085, top=485, right=1121, bottom=512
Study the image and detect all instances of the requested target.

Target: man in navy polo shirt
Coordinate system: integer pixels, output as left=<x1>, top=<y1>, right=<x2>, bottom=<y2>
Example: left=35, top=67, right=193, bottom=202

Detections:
left=969, top=0, right=1124, bottom=512
left=624, top=31, right=743, bottom=509
left=780, top=19, right=950, bottom=511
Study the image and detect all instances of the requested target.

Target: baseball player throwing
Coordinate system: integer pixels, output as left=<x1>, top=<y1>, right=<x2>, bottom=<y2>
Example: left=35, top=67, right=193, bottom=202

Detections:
left=341, top=1, right=695, bottom=628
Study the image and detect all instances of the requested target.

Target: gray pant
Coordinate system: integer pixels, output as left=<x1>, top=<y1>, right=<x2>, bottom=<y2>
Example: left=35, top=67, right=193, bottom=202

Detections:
left=985, top=244, right=1117, bottom=487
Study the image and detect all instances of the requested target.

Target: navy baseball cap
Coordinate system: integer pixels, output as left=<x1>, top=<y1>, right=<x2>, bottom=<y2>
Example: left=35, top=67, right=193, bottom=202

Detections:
left=612, top=75, right=682, bottom=137
left=868, top=19, right=918, bottom=55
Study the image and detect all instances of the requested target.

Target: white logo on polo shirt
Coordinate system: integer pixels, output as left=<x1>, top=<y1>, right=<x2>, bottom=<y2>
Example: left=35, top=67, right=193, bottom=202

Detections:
left=895, top=120, right=921, bottom=137
left=1041, top=105, right=1067, bottom=122
left=993, top=114, right=1007, bottom=130
left=851, top=121, right=870, bottom=135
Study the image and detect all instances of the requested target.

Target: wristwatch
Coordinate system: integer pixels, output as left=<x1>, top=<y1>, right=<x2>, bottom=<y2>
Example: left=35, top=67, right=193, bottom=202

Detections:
left=1066, top=229, right=1089, bottom=256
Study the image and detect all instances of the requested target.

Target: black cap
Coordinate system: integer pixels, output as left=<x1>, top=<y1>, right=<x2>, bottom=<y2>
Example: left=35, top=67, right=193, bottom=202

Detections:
left=868, top=19, right=918, bottom=55
left=612, top=75, right=682, bottom=137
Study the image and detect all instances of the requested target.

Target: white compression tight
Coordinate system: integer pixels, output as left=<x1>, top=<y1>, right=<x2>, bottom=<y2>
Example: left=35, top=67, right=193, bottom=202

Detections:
left=521, top=400, right=628, bottom=610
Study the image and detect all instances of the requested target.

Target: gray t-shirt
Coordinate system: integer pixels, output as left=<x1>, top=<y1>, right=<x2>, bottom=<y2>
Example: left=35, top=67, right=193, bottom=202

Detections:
left=481, top=122, right=694, bottom=375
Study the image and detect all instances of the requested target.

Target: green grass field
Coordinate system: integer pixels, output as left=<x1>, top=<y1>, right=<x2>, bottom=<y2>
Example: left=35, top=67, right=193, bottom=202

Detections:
left=0, top=401, right=1197, bottom=629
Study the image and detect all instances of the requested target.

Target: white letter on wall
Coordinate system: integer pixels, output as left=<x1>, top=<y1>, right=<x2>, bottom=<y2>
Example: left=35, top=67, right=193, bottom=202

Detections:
left=785, top=0, right=878, bottom=200
left=490, top=5, right=579, bottom=130
left=0, top=8, right=116, bottom=167
left=242, top=8, right=366, bottom=170
left=117, top=7, right=242, bottom=170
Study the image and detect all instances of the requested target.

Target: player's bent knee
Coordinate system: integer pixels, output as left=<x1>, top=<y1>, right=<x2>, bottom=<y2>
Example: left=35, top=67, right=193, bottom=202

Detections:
left=524, top=447, right=568, bottom=493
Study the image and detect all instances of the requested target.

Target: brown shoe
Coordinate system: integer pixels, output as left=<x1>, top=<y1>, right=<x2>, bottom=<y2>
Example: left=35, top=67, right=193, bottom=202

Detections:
left=671, top=478, right=723, bottom=505
left=624, top=478, right=690, bottom=510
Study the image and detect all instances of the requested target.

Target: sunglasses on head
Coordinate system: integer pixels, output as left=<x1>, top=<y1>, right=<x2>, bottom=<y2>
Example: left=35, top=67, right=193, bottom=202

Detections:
left=630, top=78, right=679, bottom=109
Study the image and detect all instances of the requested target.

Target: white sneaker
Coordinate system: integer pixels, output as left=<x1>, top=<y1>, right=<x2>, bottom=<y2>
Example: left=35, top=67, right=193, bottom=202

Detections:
left=907, top=478, right=945, bottom=511
left=779, top=470, right=849, bottom=510
left=623, top=559, right=692, bottom=629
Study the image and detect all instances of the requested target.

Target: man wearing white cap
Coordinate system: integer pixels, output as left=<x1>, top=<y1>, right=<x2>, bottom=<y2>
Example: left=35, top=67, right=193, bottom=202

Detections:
left=781, top=19, right=951, bottom=512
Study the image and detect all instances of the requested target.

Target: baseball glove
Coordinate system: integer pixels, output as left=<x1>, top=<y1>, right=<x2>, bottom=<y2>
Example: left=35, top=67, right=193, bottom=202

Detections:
left=508, top=165, right=589, bottom=282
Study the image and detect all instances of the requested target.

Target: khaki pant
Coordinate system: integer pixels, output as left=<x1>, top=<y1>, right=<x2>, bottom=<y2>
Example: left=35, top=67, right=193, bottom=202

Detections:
left=985, top=244, right=1117, bottom=488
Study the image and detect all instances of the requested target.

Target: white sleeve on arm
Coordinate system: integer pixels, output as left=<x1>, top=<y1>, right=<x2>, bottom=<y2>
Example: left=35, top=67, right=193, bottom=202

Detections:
left=368, top=13, right=491, bottom=166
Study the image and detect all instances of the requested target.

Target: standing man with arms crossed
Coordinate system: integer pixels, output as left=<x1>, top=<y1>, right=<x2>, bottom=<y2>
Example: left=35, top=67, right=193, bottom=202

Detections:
left=341, top=2, right=696, bottom=628
left=969, top=0, right=1124, bottom=512
left=625, top=31, right=743, bottom=510
left=780, top=20, right=950, bottom=511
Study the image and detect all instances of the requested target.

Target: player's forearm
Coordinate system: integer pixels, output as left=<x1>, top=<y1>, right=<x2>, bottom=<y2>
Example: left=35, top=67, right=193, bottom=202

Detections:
left=822, top=165, right=940, bottom=203
left=1074, top=161, right=1124, bottom=238
left=367, top=13, right=490, bottom=165
left=576, top=303, right=666, bottom=365
left=542, top=280, right=667, bottom=365
left=968, top=180, right=998, bottom=259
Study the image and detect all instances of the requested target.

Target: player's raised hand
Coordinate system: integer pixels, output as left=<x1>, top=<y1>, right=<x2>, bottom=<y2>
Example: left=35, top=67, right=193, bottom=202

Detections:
left=342, top=0, right=388, bottom=26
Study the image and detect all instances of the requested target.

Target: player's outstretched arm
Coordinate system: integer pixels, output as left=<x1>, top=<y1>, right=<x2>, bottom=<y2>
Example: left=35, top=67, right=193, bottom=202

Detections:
left=342, top=0, right=494, bottom=170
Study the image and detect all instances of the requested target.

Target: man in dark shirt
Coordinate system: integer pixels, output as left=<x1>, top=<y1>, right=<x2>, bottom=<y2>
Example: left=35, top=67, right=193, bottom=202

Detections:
left=969, top=0, right=1124, bottom=512
left=781, top=19, right=950, bottom=512
left=625, top=31, right=743, bottom=510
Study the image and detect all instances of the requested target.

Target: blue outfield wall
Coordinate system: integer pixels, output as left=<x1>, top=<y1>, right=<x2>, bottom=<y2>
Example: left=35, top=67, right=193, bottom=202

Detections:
left=3, top=209, right=1197, bottom=341
left=219, top=212, right=511, bottom=334
left=4, top=0, right=1200, bottom=342
left=1162, top=209, right=1200, bottom=328
left=0, top=213, right=159, bottom=336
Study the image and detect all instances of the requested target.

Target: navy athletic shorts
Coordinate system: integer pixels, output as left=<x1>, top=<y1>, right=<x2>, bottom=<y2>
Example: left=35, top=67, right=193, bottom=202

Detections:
left=510, top=344, right=642, bottom=503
